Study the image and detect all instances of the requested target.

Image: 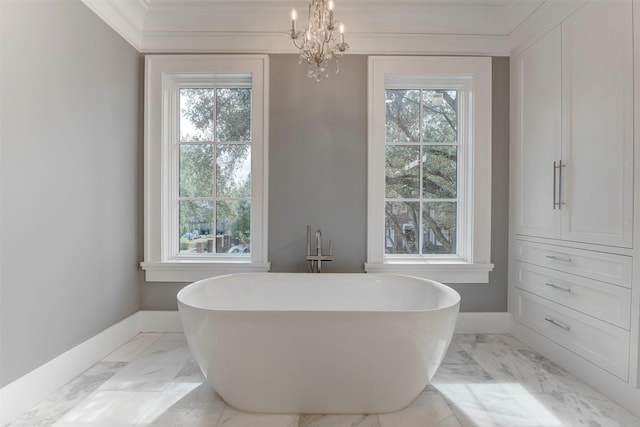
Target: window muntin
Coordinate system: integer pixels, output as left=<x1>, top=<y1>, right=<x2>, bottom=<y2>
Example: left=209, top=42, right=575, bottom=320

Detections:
left=175, top=84, right=252, bottom=257
left=366, top=56, right=492, bottom=283
left=384, top=88, right=462, bottom=257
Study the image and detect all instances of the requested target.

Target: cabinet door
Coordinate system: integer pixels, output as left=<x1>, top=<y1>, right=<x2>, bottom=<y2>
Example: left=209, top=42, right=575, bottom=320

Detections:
left=511, top=27, right=562, bottom=239
left=561, top=0, right=633, bottom=248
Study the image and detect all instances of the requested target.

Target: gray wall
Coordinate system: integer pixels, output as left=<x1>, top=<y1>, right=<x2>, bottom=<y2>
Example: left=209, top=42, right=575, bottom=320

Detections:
left=141, top=55, right=509, bottom=313
left=0, top=0, right=141, bottom=386
left=269, top=55, right=368, bottom=273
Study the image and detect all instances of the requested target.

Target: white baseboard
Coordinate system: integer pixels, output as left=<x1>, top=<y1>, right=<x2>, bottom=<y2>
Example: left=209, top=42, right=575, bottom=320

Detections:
left=0, top=310, right=508, bottom=425
left=0, top=311, right=185, bottom=426
left=0, top=312, right=140, bottom=426
left=454, top=312, right=511, bottom=334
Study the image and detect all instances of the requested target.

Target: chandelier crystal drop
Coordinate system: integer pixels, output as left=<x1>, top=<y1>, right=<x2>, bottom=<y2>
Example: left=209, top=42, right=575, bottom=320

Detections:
left=288, top=0, right=349, bottom=81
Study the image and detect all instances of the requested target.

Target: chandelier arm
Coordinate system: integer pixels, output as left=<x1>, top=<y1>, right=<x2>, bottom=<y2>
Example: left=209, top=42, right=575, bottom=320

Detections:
left=292, top=37, right=304, bottom=50
left=318, top=40, right=326, bottom=63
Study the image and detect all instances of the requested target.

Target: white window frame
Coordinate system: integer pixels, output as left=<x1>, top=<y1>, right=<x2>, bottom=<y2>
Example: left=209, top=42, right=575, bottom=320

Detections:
left=141, top=55, right=270, bottom=282
left=365, top=56, right=493, bottom=283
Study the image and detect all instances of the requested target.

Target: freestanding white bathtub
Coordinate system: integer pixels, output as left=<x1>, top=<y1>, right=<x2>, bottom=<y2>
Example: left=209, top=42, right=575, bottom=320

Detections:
left=177, top=273, right=460, bottom=414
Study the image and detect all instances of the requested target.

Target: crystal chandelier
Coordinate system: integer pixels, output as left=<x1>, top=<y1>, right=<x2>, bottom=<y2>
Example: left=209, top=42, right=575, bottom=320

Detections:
left=288, top=1, right=349, bottom=81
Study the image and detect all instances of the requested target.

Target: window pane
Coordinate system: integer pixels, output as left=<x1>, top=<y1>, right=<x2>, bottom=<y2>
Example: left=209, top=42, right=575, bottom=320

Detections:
left=423, top=146, right=457, bottom=199
left=179, top=200, right=214, bottom=253
left=385, top=89, right=420, bottom=142
left=422, top=202, right=457, bottom=255
left=217, top=201, right=251, bottom=254
left=385, top=201, right=419, bottom=254
left=180, top=89, right=214, bottom=142
left=179, top=144, right=214, bottom=197
left=216, top=88, right=251, bottom=142
left=385, top=146, right=420, bottom=198
left=423, top=90, right=457, bottom=143
left=216, top=144, right=251, bottom=198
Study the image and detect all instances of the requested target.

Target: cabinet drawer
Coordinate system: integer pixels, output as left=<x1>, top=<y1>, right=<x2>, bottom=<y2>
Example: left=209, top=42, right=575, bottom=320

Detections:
left=514, top=290, right=629, bottom=381
left=514, top=262, right=631, bottom=329
left=514, top=240, right=632, bottom=287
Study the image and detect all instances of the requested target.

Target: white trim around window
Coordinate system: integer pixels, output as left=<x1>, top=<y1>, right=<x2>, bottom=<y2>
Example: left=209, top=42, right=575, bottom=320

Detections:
left=141, top=55, right=270, bottom=282
left=365, top=56, right=493, bottom=283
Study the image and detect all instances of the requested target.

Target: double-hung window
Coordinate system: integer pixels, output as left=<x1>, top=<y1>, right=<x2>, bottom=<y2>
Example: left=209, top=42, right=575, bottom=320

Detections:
left=366, top=56, right=493, bottom=283
left=177, top=82, right=251, bottom=256
left=142, top=55, right=269, bottom=282
left=384, top=86, right=462, bottom=257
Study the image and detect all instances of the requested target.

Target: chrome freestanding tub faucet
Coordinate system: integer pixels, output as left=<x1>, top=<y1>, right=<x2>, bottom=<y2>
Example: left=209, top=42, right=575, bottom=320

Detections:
left=306, top=225, right=333, bottom=273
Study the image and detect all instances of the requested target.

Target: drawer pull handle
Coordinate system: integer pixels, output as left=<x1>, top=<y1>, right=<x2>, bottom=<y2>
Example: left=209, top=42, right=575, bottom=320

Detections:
left=545, top=255, right=572, bottom=263
left=544, top=282, right=572, bottom=293
left=544, top=317, right=571, bottom=332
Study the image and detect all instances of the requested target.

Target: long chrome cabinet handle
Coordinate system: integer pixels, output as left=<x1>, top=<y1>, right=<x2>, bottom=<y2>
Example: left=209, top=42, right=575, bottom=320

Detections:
left=544, top=282, right=572, bottom=293
left=544, top=317, right=571, bottom=332
left=545, top=255, right=572, bottom=262
left=558, top=160, right=565, bottom=209
left=553, top=160, right=566, bottom=209
left=553, top=161, right=557, bottom=209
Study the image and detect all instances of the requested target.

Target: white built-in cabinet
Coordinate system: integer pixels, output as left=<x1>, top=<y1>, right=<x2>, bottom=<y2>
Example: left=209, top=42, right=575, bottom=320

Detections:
left=561, top=2, right=634, bottom=248
left=509, top=0, right=640, bottom=417
left=512, top=0, right=633, bottom=248
left=511, top=26, right=562, bottom=240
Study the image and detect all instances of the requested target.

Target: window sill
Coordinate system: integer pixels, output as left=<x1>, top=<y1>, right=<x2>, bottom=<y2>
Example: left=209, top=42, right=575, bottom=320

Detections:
left=140, top=261, right=271, bottom=282
left=364, top=261, right=494, bottom=283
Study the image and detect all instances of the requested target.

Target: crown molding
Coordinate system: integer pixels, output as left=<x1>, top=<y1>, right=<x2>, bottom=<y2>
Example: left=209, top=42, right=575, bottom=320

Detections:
left=81, top=0, right=510, bottom=56
left=345, top=33, right=510, bottom=56
left=508, top=0, right=587, bottom=55
left=138, top=1, right=541, bottom=36
left=82, top=0, right=578, bottom=57
left=137, top=31, right=509, bottom=56
left=81, top=0, right=148, bottom=50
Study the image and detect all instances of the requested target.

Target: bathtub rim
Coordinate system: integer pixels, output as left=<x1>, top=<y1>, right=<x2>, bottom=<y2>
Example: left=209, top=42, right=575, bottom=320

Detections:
left=177, top=272, right=461, bottom=314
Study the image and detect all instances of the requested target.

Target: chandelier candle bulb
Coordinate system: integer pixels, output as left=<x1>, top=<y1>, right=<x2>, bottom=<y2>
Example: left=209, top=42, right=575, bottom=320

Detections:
left=291, top=9, right=297, bottom=35
left=340, top=23, right=344, bottom=43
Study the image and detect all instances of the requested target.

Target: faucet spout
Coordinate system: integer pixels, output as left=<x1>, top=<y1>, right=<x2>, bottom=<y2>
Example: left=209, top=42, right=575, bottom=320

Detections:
left=306, top=225, right=333, bottom=273
left=316, top=230, right=321, bottom=256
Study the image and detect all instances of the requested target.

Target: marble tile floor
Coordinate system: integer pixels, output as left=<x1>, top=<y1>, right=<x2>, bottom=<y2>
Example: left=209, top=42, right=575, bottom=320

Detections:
left=6, top=333, right=640, bottom=427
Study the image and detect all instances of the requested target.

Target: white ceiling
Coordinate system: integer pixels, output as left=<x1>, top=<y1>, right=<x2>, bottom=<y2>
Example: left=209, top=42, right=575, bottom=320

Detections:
left=82, top=0, right=588, bottom=55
